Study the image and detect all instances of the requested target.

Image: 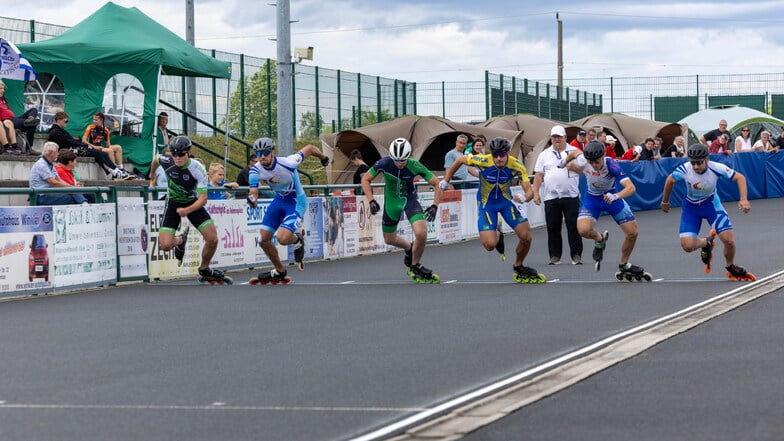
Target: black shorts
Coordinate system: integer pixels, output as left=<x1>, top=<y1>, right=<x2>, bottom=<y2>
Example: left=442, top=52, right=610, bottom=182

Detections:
left=161, top=199, right=213, bottom=233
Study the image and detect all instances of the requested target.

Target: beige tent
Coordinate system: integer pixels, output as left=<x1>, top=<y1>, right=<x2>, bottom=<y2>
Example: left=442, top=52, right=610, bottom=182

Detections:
left=482, top=113, right=583, bottom=172
left=572, top=113, right=688, bottom=155
left=321, top=115, right=524, bottom=184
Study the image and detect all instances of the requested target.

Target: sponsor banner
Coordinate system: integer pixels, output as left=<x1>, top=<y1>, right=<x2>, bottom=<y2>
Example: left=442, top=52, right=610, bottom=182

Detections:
left=287, top=197, right=324, bottom=262
left=245, top=198, right=288, bottom=267
left=435, top=189, right=462, bottom=243
left=340, top=196, right=358, bottom=257
left=117, top=197, right=148, bottom=278
left=53, top=203, right=116, bottom=286
left=0, top=206, right=54, bottom=294
left=462, top=189, right=479, bottom=239
left=148, top=200, right=200, bottom=279
left=324, top=197, right=346, bottom=258
left=206, top=199, right=248, bottom=269
left=356, top=196, right=381, bottom=254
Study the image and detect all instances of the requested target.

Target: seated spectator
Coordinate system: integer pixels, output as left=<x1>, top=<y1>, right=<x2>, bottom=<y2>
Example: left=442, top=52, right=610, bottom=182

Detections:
left=636, top=137, right=660, bottom=161
left=604, top=135, right=618, bottom=158
left=0, top=80, right=39, bottom=154
left=662, top=136, right=686, bottom=157
left=0, top=118, right=21, bottom=154
left=82, top=111, right=127, bottom=172
left=207, top=162, right=238, bottom=199
left=776, top=128, right=784, bottom=151
left=752, top=131, right=779, bottom=153
left=618, top=144, right=641, bottom=161
left=54, top=149, right=96, bottom=203
left=29, top=142, right=87, bottom=206
left=569, top=130, right=587, bottom=151
left=709, top=134, right=731, bottom=155
left=48, top=111, right=132, bottom=180
left=735, top=126, right=753, bottom=152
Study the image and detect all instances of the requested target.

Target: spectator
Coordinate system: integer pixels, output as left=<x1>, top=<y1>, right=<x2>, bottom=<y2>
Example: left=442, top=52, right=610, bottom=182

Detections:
left=752, top=131, right=778, bottom=153
left=700, top=119, right=732, bottom=147
left=0, top=117, right=21, bottom=154
left=662, top=136, right=686, bottom=157
left=709, top=134, right=731, bottom=155
left=54, top=149, right=95, bottom=203
left=570, top=130, right=587, bottom=151
left=734, top=126, right=753, bottom=152
left=653, top=137, right=664, bottom=156
left=469, top=136, right=486, bottom=154
left=82, top=111, right=127, bottom=173
left=443, top=134, right=470, bottom=189
left=207, top=162, right=238, bottom=200
left=0, top=80, right=39, bottom=154
left=348, top=149, right=370, bottom=194
left=605, top=135, right=618, bottom=158
left=618, top=143, right=641, bottom=161
left=156, top=111, right=170, bottom=154
left=636, top=137, right=660, bottom=161
left=48, top=111, right=131, bottom=180
left=152, top=147, right=170, bottom=200
left=586, top=128, right=597, bottom=144
left=776, top=128, right=784, bottom=151
left=235, top=154, right=258, bottom=198
left=533, top=125, right=583, bottom=265
left=29, top=142, right=87, bottom=206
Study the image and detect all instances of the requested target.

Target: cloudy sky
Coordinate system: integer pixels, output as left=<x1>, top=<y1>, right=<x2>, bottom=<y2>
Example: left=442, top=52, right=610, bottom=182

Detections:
left=4, top=0, right=784, bottom=83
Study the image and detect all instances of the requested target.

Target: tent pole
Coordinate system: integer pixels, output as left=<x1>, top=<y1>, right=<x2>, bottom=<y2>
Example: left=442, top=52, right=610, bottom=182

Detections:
left=153, top=66, right=163, bottom=166
left=223, top=78, right=231, bottom=173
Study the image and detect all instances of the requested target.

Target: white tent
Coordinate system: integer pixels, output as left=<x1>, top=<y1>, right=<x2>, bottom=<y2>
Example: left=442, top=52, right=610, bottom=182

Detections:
left=679, top=106, right=784, bottom=144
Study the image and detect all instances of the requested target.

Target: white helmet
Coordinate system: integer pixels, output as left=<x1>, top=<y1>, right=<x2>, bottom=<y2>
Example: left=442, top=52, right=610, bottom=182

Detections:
left=389, top=138, right=412, bottom=162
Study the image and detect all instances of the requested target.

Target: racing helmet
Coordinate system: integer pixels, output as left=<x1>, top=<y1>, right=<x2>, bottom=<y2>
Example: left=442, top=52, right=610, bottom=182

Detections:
left=389, top=138, right=412, bottom=161
left=687, top=143, right=709, bottom=160
left=488, top=137, right=511, bottom=154
left=583, top=140, right=606, bottom=161
left=253, top=137, right=275, bottom=155
left=169, top=135, right=192, bottom=153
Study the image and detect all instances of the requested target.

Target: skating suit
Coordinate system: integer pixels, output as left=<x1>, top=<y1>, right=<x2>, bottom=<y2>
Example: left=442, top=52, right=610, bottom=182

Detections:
left=671, top=161, right=735, bottom=237
left=157, top=155, right=213, bottom=233
left=465, top=154, right=528, bottom=231
left=249, top=152, right=306, bottom=234
left=367, top=157, right=434, bottom=233
left=574, top=156, right=635, bottom=224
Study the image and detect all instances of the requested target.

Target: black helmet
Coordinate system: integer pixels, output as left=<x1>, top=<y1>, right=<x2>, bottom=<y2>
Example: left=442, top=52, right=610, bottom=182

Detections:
left=687, top=143, right=709, bottom=160
left=169, top=135, right=192, bottom=153
left=488, top=137, right=511, bottom=154
left=253, top=137, right=275, bottom=154
left=583, top=140, right=606, bottom=161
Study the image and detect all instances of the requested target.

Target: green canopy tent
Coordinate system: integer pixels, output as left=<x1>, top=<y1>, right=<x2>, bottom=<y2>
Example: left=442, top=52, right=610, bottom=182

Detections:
left=9, top=2, right=231, bottom=173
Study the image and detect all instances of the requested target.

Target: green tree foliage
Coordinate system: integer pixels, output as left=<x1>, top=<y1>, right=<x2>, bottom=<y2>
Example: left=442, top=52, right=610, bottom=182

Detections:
left=299, top=111, right=326, bottom=138
left=227, top=60, right=277, bottom=138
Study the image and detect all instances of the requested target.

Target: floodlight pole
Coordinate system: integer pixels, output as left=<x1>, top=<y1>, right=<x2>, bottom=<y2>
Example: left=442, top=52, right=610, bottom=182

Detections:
left=276, top=0, right=294, bottom=156
left=186, top=0, right=197, bottom=135
left=556, top=12, right=563, bottom=101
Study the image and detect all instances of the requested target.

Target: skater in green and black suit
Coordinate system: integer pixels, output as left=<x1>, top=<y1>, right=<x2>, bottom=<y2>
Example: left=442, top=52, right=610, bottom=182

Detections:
left=361, top=138, right=443, bottom=282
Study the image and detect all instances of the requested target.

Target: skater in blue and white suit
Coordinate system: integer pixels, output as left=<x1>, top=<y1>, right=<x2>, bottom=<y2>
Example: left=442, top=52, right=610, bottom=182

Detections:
left=246, top=138, right=329, bottom=280
left=560, top=140, right=644, bottom=275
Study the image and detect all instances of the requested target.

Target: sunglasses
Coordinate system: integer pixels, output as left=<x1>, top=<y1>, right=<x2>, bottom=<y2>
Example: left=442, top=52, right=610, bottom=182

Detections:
left=255, top=150, right=272, bottom=157
left=491, top=152, right=508, bottom=158
left=62, top=119, right=69, bottom=123
left=741, top=129, right=750, bottom=132
left=690, top=159, right=705, bottom=166
left=172, top=151, right=189, bottom=158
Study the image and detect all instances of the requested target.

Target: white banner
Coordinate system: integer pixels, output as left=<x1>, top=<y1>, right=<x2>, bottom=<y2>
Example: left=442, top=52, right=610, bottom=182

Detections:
left=0, top=206, right=53, bottom=294
left=53, top=203, right=116, bottom=286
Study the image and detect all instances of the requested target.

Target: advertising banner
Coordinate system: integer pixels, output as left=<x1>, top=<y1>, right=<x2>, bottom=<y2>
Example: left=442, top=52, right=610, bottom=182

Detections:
left=324, top=197, right=346, bottom=258
left=435, top=190, right=462, bottom=243
left=287, top=197, right=324, bottom=262
left=0, top=206, right=54, bottom=294
left=357, top=196, right=382, bottom=254
left=53, top=203, right=117, bottom=286
left=206, top=199, right=248, bottom=269
left=245, top=198, right=288, bottom=268
left=147, top=200, right=199, bottom=279
left=117, top=197, right=149, bottom=279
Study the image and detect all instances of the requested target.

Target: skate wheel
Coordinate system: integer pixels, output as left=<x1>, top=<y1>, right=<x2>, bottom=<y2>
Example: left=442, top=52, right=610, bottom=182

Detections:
left=642, top=272, right=652, bottom=281
left=625, top=274, right=633, bottom=281
left=615, top=272, right=623, bottom=281
left=249, top=277, right=260, bottom=285
left=281, top=277, right=292, bottom=285
left=537, top=274, right=547, bottom=283
left=260, top=279, right=270, bottom=285
left=513, top=274, right=523, bottom=283
left=223, top=277, right=234, bottom=285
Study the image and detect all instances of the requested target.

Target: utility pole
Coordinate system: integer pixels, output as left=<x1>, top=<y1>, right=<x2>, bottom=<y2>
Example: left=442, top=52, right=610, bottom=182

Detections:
left=185, top=0, right=197, bottom=134
left=276, top=0, right=293, bottom=155
left=556, top=12, right=563, bottom=100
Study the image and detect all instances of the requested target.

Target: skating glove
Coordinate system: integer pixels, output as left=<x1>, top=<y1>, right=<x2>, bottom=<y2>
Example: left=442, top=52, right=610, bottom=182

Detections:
left=246, top=194, right=257, bottom=207
left=439, top=180, right=448, bottom=190
left=424, top=204, right=438, bottom=222
left=369, top=199, right=380, bottom=215
left=320, top=157, right=330, bottom=167
left=604, top=192, right=619, bottom=203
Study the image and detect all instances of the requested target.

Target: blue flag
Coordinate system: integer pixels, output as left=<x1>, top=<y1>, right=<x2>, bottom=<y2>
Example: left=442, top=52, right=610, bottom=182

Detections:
left=0, top=38, right=38, bottom=81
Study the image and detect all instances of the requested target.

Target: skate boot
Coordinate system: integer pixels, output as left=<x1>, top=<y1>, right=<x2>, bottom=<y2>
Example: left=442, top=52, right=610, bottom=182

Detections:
left=592, top=230, right=609, bottom=272
left=293, top=230, right=305, bottom=271
left=409, top=263, right=440, bottom=284
left=249, top=268, right=291, bottom=285
left=198, top=267, right=233, bottom=285
left=174, top=225, right=190, bottom=266
left=615, top=263, right=652, bottom=282
left=495, top=228, right=506, bottom=261
left=725, top=264, right=756, bottom=282
left=513, top=265, right=547, bottom=283
left=404, top=246, right=413, bottom=269
left=700, top=229, right=716, bottom=273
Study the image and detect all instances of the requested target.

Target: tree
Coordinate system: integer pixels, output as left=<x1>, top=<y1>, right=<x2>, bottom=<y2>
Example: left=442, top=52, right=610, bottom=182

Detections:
left=299, top=111, right=326, bottom=138
left=227, top=60, right=277, bottom=138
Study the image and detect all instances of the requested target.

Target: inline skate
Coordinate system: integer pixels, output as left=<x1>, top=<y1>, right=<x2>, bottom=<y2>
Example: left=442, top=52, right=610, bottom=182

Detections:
left=614, top=263, right=652, bottom=282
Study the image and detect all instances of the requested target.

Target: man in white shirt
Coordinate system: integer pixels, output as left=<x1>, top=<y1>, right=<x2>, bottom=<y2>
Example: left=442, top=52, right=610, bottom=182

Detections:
left=533, top=125, right=584, bottom=265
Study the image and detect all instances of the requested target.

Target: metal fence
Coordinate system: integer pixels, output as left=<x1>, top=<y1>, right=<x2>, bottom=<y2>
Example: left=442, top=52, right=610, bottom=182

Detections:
left=5, top=15, right=784, bottom=140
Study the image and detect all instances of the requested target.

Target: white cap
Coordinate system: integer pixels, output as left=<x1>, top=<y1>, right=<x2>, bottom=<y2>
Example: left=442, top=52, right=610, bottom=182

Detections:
left=634, top=145, right=643, bottom=154
left=606, top=135, right=616, bottom=142
left=550, top=125, right=566, bottom=137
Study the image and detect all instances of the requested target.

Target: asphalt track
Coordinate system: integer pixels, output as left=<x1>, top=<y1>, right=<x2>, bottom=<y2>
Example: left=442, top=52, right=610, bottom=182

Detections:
left=0, top=197, right=782, bottom=441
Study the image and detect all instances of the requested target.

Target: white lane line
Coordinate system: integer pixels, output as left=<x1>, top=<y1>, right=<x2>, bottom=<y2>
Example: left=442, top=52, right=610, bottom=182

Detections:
left=348, top=270, right=784, bottom=441
left=341, top=281, right=356, bottom=284
left=0, top=403, right=427, bottom=412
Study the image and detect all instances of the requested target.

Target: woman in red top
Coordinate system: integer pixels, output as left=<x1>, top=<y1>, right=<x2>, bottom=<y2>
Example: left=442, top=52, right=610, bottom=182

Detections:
left=54, top=149, right=95, bottom=203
